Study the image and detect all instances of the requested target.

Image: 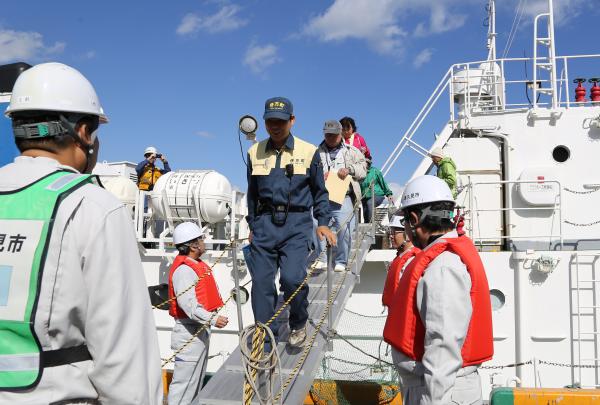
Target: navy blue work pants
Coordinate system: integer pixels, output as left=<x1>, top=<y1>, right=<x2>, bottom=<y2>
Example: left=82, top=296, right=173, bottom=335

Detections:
left=248, top=211, right=313, bottom=340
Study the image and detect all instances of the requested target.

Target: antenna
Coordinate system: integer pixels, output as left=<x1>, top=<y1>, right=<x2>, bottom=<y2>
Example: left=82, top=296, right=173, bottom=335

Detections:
left=486, top=0, right=497, bottom=61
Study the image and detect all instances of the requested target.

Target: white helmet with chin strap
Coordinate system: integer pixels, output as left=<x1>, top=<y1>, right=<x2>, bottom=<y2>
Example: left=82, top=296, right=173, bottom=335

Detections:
left=400, top=175, right=454, bottom=209
left=173, top=222, right=206, bottom=246
left=400, top=175, right=455, bottom=222
left=6, top=62, right=108, bottom=171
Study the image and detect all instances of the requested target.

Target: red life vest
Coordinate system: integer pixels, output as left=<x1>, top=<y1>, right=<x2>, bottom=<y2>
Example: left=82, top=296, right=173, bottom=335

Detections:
left=383, top=236, right=493, bottom=366
left=381, top=248, right=420, bottom=307
left=168, top=255, right=224, bottom=319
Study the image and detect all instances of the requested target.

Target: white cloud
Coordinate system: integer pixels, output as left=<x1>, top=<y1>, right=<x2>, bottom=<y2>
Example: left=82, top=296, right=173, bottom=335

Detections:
left=520, top=0, right=589, bottom=24
left=302, top=0, right=406, bottom=56
left=243, top=42, right=282, bottom=74
left=413, top=5, right=467, bottom=37
left=176, top=4, right=248, bottom=36
left=196, top=130, right=214, bottom=138
left=0, top=29, right=65, bottom=63
left=413, top=48, right=433, bottom=68
left=302, top=0, right=474, bottom=57
left=84, top=50, right=96, bottom=59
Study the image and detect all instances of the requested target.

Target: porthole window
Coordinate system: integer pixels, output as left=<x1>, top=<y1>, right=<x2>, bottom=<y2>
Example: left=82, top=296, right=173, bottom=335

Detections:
left=231, top=286, right=249, bottom=305
left=552, top=145, right=570, bottom=163
left=490, top=289, right=506, bottom=311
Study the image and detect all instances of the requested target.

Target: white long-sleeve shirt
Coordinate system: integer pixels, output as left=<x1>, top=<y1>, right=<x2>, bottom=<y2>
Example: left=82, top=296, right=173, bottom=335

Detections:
left=0, top=156, right=162, bottom=405
left=392, top=230, right=475, bottom=405
left=172, top=262, right=215, bottom=325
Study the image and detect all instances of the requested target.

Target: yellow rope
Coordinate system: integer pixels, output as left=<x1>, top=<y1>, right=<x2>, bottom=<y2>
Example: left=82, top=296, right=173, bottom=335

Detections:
left=243, top=327, right=266, bottom=404
left=274, top=226, right=367, bottom=402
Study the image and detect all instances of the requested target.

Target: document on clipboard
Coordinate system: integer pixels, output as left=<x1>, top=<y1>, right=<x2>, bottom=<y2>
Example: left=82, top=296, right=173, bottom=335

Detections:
left=325, top=172, right=351, bottom=205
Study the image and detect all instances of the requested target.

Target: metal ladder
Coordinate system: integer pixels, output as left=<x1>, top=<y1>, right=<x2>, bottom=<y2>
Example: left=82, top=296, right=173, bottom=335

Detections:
left=532, top=0, right=559, bottom=110
left=573, top=253, right=600, bottom=388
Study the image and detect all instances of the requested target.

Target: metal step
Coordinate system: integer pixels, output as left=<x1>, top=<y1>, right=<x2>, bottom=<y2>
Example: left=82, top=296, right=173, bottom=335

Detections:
left=537, top=88, right=554, bottom=95
left=196, top=230, right=375, bottom=404
left=536, top=37, right=551, bottom=45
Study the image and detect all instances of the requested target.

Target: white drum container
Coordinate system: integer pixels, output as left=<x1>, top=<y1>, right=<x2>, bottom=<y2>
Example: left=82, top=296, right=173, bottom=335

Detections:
left=150, top=170, right=232, bottom=223
left=99, top=175, right=138, bottom=216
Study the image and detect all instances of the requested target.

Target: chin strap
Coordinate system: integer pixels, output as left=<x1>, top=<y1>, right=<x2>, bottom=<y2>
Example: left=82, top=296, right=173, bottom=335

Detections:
left=59, top=114, right=98, bottom=173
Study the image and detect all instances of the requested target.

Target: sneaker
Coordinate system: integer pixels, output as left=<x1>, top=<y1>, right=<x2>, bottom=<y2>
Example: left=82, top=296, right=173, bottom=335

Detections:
left=288, top=326, right=307, bottom=347
left=315, top=261, right=327, bottom=270
left=334, top=263, right=346, bottom=272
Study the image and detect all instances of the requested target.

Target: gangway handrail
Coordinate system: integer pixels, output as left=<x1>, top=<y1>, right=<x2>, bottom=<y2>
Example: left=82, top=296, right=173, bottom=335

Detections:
left=381, top=67, right=453, bottom=176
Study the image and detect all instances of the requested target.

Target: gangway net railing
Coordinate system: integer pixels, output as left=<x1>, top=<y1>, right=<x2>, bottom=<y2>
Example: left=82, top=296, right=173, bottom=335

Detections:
left=463, top=179, right=563, bottom=249
left=381, top=54, right=600, bottom=178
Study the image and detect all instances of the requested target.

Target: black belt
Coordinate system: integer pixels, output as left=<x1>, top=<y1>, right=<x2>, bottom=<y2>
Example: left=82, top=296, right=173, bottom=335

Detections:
left=42, top=345, right=92, bottom=368
left=258, top=205, right=308, bottom=214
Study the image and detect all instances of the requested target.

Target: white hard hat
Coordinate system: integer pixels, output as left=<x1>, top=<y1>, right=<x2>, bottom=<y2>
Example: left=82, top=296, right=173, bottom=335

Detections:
left=144, top=146, right=158, bottom=155
left=5, top=62, right=108, bottom=123
left=430, top=147, right=444, bottom=158
left=389, top=215, right=404, bottom=229
left=400, top=175, right=454, bottom=210
left=173, top=222, right=205, bottom=245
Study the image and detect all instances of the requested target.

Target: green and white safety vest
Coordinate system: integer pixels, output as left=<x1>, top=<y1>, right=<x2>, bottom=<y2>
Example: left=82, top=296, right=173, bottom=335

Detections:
left=0, top=170, right=96, bottom=390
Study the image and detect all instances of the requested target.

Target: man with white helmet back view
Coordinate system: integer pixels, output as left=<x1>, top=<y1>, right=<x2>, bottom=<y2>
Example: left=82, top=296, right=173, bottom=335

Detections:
left=0, top=63, right=162, bottom=404
left=136, top=145, right=171, bottom=191
left=383, top=175, right=493, bottom=405
left=168, top=222, right=228, bottom=404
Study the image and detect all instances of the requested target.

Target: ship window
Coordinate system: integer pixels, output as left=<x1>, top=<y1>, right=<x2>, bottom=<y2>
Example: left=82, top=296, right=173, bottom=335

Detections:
left=231, top=286, right=249, bottom=305
left=490, top=289, right=505, bottom=311
left=552, top=145, right=570, bottom=163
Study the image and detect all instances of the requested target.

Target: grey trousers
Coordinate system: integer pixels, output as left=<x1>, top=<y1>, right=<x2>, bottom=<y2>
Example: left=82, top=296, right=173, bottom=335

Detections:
left=167, top=322, right=210, bottom=405
left=400, top=370, right=482, bottom=405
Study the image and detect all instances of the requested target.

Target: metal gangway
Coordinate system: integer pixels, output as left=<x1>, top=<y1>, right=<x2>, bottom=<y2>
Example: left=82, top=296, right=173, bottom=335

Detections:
left=196, top=215, right=376, bottom=404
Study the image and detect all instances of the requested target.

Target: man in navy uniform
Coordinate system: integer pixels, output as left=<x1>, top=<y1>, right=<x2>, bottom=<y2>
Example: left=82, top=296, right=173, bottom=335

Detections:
left=246, top=97, right=336, bottom=347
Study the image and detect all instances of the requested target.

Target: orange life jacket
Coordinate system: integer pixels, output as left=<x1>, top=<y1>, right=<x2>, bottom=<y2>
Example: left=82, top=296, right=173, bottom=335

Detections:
left=381, top=247, right=420, bottom=307
left=168, top=256, right=224, bottom=318
left=383, top=236, right=493, bottom=367
left=138, top=164, right=162, bottom=191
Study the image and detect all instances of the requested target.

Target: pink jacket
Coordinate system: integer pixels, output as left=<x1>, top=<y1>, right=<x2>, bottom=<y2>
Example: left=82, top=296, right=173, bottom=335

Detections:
left=344, top=132, right=371, bottom=160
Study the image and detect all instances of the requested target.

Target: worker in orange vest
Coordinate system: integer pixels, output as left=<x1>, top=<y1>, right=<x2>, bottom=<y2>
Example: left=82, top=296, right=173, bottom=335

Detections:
left=381, top=214, right=418, bottom=308
left=167, top=222, right=228, bottom=404
left=383, top=175, right=493, bottom=405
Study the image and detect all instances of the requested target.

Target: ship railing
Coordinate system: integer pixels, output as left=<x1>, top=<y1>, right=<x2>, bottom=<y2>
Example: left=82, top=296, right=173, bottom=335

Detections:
left=464, top=179, right=563, bottom=249
left=382, top=54, right=600, bottom=177
left=449, top=54, right=600, bottom=120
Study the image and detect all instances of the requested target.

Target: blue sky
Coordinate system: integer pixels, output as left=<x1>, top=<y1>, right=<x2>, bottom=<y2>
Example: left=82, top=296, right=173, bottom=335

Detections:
left=1, top=0, right=598, bottom=191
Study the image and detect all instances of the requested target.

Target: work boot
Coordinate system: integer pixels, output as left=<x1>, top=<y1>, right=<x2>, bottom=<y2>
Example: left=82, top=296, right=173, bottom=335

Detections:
left=288, top=325, right=307, bottom=348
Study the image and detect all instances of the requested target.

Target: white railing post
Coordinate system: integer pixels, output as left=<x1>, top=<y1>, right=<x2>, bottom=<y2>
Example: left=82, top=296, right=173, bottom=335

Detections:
left=326, top=244, right=334, bottom=351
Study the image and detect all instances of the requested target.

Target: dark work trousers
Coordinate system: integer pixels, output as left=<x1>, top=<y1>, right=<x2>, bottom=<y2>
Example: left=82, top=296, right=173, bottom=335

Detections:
left=248, top=211, right=313, bottom=342
left=362, top=195, right=385, bottom=223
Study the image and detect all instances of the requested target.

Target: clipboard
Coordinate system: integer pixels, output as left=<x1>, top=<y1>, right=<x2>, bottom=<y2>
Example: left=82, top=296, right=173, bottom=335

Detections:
left=325, top=172, right=351, bottom=204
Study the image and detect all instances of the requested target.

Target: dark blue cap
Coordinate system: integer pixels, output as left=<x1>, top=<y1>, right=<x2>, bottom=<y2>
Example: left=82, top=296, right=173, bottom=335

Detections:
left=263, top=97, right=293, bottom=120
